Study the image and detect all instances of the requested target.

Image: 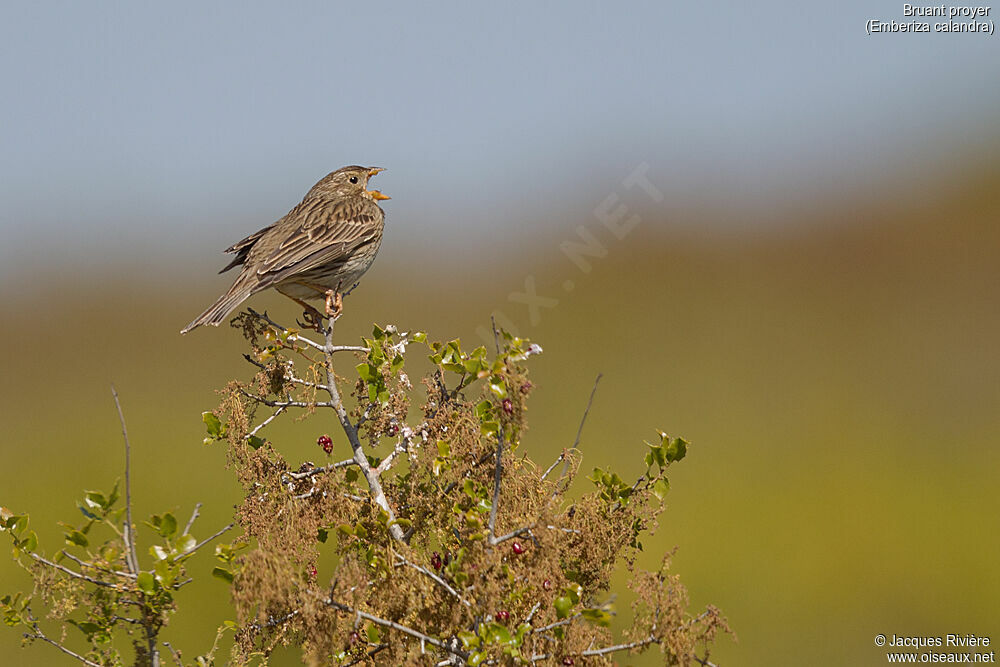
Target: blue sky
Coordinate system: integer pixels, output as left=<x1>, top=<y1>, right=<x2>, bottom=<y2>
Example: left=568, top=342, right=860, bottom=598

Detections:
left=1, top=2, right=997, bottom=283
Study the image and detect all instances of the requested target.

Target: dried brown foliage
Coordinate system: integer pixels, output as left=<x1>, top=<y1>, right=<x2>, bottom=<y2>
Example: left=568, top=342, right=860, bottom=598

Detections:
left=209, top=312, right=728, bottom=665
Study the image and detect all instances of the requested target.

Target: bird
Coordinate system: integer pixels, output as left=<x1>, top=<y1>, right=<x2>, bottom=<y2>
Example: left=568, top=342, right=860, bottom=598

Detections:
left=181, top=165, right=390, bottom=334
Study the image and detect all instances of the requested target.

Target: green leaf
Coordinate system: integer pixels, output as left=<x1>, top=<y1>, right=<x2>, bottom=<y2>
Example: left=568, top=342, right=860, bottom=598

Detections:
left=482, top=621, right=512, bottom=644
left=212, top=567, right=234, bottom=583
left=664, top=435, right=688, bottom=462
left=150, top=545, right=169, bottom=561
left=457, top=630, right=480, bottom=649
left=137, top=571, right=156, bottom=593
left=651, top=478, right=670, bottom=500
left=158, top=512, right=178, bottom=539
left=84, top=491, right=107, bottom=511
left=365, top=623, right=381, bottom=643
left=202, top=412, right=224, bottom=438
left=317, top=528, right=329, bottom=543
left=356, top=362, right=375, bottom=382
left=247, top=435, right=266, bottom=450
left=488, top=377, right=508, bottom=399
left=468, top=651, right=486, bottom=666
left=582, top=607, right=613, bottom=627
left=176, top=533, right=196, bottom=554
left=554, top=595, right=573, bottom=619
left=475, top=400, right=493, bottom=421
left=65, top=530, right=89, bottom=548
left=18, top=531, right=38, bottom=553
left=345, top=468, right=359, bottom=484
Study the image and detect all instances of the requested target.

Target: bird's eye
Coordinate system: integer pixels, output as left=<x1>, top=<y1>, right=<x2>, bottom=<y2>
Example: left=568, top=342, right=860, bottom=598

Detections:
left=349, top=176, right=359, bottom=184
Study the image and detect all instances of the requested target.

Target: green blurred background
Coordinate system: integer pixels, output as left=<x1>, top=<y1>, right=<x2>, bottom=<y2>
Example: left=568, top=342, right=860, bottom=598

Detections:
left=2, top=3, right=998, bottom=665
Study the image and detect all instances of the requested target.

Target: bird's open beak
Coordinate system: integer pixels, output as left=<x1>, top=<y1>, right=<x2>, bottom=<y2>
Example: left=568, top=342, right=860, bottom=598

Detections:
left=366, top=168, right=388, bottom=199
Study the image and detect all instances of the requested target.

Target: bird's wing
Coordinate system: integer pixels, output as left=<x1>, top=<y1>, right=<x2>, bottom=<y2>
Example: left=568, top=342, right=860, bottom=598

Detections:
left=218, top=224, right=276, bottom=274
left=250, top=196, right=382, bottom=288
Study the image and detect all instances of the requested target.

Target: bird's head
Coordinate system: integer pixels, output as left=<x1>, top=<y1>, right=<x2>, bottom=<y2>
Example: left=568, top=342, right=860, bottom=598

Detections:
left=307, top=165, right=390, bottom=201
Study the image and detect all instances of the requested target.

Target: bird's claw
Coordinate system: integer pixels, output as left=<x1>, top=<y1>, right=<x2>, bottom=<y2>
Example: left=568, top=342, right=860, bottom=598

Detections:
left=325, top=290, right=343, bottom=320
left=298, top=308, right=326, bottom=333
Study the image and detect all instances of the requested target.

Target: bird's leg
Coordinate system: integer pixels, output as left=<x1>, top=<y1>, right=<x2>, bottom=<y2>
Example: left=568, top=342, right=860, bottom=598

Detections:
left=282, top=294, right=326, bottom=332
left=325, top=290, right=343, bottom=319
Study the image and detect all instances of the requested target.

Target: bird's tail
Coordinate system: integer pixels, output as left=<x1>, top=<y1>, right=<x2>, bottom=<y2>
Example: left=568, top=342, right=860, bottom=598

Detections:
left=180, top=280, right=254, bottom=334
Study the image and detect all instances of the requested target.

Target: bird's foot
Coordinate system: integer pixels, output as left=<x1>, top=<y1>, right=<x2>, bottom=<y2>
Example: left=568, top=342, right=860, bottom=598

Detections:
left=325, top=290, right=343, bottom=319
left=297, top=305, right=326, bottom=333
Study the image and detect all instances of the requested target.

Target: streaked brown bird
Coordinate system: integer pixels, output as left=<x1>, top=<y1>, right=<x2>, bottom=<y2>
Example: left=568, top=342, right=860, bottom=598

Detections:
left=181, top=166, right=390, bottom=334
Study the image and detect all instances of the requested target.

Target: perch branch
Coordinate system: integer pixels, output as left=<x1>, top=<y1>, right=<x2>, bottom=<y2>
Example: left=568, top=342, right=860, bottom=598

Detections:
left=322, top=317, right=406, bottom=542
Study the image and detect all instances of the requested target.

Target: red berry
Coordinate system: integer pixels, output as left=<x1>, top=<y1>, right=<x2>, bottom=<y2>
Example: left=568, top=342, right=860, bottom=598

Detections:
left=543, top=579, right=552, bottom=590
left=317, top=434, right=333, bottom=454
left=387, top=424, right=399, bottom=436
left=431, top=552, right=443, bottom=571
left=502, top=398, right=514, bottom=415
left=496, top=610, right=510, bottom=622
left=520, top=381, right=532, bottom=394
left=308, top=565, right=317, bottom=579
left=512, top=541, right=525, bottom=555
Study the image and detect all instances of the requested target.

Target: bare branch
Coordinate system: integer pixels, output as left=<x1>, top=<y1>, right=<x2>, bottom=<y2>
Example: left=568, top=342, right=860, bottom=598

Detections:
left=59, top=550, right=133, bottom=579
left=176, top=523, right=235, bottom=560
left=325, top=598, right=467, bottom=661
left=540, top=451, right=565, bottom=482
left=533, top=613, right=582, bottom=634
left=163, top=641, right=185, bottom=667
left=25, top=622, right=104, bottom=667
left=570, top=373, right=601, bottom=452
left=111, top=386, right=140, bottom=577
left=580, top=635, right=658, bottom=656
left=322, top=317, right=406, bottom=542
left=182, top=503, right=202, bottom=537
left=284, top=458, right=357, bottom=480
left=247, top=406, right=286, bottom=439
left=237, top=388, right=330, bottom=409
left=487, top=424, right=505, bottom=545
left=393, top=555, right=472, bottom=608
left=491, top=526, right=532, bottom=544
left=28, top=552, right=122, bottom=589
left=343, top=644, right=388, bottom=666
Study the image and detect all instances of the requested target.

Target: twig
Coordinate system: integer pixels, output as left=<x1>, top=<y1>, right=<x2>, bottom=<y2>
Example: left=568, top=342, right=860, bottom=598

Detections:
left=25, top=622, right=104, bottom=667
left=580, top=635, right=658, bottom=656
left=59, top=550, right=134, bottom=579
left=540, top=452, right=565, bottom=482
left=163, top=641, right=185, bottom=667
left=182, top=503, right=201, bottom=536
left=111, top=387, right=140, bottom=577
left=490, top=315, right=501, bottom=355
left=491, top=526, right=532, bottom=544
left=325, top=598, right=467, bottom=661
left=524, top=602, right=542, bottom=624
left=393, top=555, right=472, bottom=608
left=237, top=389, right=330, bottom=409
left=533, top=613, right=581, bottom=634
left=343, top=644, right=388, bottom=666
left=486, top=425, right=505, bottom=545
left=553, top=373, right=602, bottom=492
left=571, top=374, right=601, bottom=451
left=284, top=458, right=357, bottom=480
left=247, top=406, right=286, bottom=439
left=322, top=317, right=406, bottom=543
left=176, top=523, right=235, bottom=560
left=28, top=552, right=122, bottom=589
